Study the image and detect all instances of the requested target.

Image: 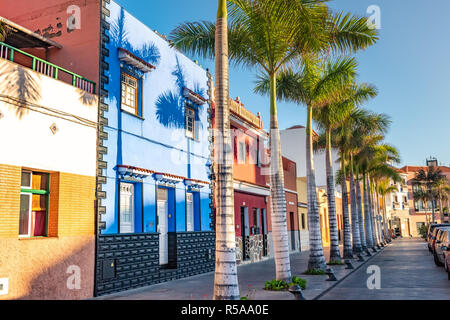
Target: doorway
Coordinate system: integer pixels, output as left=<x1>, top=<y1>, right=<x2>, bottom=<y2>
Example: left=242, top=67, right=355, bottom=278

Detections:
left=261, top=208, right=267, bottom=256
left=240, top=207, right=249, bottom=261
left=290, top=212, right=296, bottom=251
left=157, top=187, right=169, bottom=265
left=120, top=182, right=135, bottom=234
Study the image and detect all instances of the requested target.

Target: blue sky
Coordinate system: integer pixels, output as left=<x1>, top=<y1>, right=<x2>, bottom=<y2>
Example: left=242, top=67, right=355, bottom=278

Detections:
left=114, top=0, right=450, bottom=167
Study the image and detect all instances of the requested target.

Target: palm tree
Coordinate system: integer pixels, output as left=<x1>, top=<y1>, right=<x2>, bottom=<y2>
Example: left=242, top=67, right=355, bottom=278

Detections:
left=170, top=0, right=378, bottom=277
left=413, top=166, right=446, bottom=224
left=256, top=57, right=363, bottom=270
left=434, top=177, right=450, bottom=222
left=212, top=0, right=240, bottom=300
left=314, top=83, right=377, bottom=262
left=357, top=139, right=400, bottom=247
left=334, top=110, right=391, bottom=253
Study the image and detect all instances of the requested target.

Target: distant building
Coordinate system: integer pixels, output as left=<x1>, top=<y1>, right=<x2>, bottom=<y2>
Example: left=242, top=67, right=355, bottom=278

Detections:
left=282, top=157, right=301, bottom=253
left=280, top=125, right=344, bottom=248
left=387, top=161, right=450, bottom=237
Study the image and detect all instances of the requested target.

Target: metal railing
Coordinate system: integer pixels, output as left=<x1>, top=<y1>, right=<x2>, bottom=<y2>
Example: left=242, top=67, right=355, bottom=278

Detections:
left=0, top=41, right=96, bottom=94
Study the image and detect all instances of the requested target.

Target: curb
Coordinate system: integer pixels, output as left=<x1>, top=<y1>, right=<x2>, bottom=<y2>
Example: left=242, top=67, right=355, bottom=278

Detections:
left=312, top=242, right=390, bottom=300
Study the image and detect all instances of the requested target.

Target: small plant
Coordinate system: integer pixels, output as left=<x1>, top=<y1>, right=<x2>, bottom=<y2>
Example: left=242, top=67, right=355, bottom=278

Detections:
left=264, top=276, right=307, bottom=291
left=327, top=260, right=345, bottom=266
left=264, top=279, right=289, bottom=291
left=304, top=268, right=326, bottom=275
left=290, top=276, right=307, bottom=290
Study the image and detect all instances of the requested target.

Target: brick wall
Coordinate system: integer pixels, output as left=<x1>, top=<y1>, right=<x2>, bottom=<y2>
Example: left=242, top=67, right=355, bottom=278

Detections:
left=0, top=164, right=21, bottom=238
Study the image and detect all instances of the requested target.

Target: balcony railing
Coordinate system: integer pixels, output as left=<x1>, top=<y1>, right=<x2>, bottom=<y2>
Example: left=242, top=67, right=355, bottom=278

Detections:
left=0, top=42, right=96, bottom=94
left=229, top=98, right=263, bottom=129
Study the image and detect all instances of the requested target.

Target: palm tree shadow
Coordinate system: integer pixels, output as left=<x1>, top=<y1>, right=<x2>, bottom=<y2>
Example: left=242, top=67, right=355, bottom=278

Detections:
left=110, top=8, right=161, bottom=66
left=155, top=57, right=206, bottom=129
left=0, top=64, right=41, bottom=119
left=78, top=90, right=97, bottom=106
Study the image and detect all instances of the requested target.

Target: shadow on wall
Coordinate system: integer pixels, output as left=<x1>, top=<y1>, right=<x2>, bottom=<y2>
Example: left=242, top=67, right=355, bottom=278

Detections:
left=110, top=7, right=161, bottom=66
left=0, top=64, right=41, bottom=119
left=13, top=237, right=95, bottom=300
left=155, top=57, right=205, bottom=129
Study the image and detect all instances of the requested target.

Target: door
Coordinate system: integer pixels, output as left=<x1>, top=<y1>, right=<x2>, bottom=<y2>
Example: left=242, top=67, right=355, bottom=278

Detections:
left=290, top=212, right=296, bottom=251
left=186, top=192, right=194, bottom=232
left=241, top=207, right=249, bottom=261
left=157, top=188, right=169, bottom=265
left=261, top=209, right=267, bottom=256
left=120, top=182, right=134, bottom=234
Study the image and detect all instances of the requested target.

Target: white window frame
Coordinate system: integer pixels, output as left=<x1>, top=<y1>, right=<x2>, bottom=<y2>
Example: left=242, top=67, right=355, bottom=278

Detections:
left=119, top=182, right=135, bottom=234
left=121, top=72, right=139, bottom=115
left=186, top=192, right=194, bottom=232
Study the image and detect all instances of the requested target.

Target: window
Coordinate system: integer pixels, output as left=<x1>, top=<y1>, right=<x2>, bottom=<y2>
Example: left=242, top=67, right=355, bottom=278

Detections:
left=238, top=141, right=246, bottom=164
left=120, top=182, right=135, bottom=233
left=19, top=170, right=49, bottom=237
left=301, top=213, right=306, bottom=230
left=121, top=72, right=139, bottom=115
left=185, top=106, right=195, bottom=139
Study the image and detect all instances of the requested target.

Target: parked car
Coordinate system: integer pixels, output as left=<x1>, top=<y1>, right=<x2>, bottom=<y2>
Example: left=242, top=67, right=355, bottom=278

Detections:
left=427, top=223, right=450, bottom=251
left=434, top=229, right=450, bottom=267
left=430, top=227, right=449, bottom=254
left=444, top=236, right=450, bottom=281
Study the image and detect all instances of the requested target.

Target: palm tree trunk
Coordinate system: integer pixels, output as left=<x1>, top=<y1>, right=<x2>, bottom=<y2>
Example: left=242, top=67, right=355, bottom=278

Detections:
left=349, top=155, right=362, bottom=254
left=368, top=179, right=378, bottom=246
left=438, top=192, right=444, bottom=223
left=306, top=104, right=327, bottom=271
left=376, top=192, right=385, bottom=243
left=269, top=72, right=292, bottom=281
left=325, top=129, right=341, bottom=262
left=382, top=195, right=390, bottom=242
left=430, top=187, right=436, bottom=224
left=213, top=0, right=240, bottom=300
left=355, top=173, right=367, bottom=251
left=363, top=175, right=374, bottom=249
left=341, top=154, right=353, bottom=259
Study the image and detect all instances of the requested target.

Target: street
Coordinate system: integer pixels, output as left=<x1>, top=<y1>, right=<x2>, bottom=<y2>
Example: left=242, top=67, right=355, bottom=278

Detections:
left=320, top=238, right=450, bottom=300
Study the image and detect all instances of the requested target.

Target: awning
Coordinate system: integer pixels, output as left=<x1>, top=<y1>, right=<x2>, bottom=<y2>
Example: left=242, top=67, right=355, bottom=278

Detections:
left=0, top=16, right=62, bottom=49
left=118, top=47, right=156, bottom=73
left=183, top=87, right=207, bottom=105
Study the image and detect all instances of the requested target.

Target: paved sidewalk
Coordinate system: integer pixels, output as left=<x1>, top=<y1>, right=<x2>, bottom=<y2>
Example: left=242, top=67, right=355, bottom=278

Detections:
left=320, top=238, right=450, bottom=300
left=94, top=244, right=386, bottom=300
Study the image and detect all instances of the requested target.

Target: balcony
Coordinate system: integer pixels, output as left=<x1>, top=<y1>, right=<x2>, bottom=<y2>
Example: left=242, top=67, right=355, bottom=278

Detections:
left=0, top=42, right=96, bottom=94
left=229, top=97, right=263, bottom=130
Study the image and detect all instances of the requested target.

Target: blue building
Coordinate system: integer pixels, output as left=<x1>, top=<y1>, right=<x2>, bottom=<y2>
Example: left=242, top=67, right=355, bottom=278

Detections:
left=95, top=1, right=215, bottom=296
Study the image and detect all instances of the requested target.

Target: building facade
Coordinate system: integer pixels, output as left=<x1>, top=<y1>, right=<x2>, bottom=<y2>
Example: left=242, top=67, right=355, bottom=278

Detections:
left=387, top=163, right=450, bottom=237
left=280, top=125, right=344, bottom=248
left=94, top=1, right=214, bottom=296
left=0, top=14, right=98, bottom=299
left=283, top=157, right=301, bottom=253
left=223, top=97, right=271, bottom=265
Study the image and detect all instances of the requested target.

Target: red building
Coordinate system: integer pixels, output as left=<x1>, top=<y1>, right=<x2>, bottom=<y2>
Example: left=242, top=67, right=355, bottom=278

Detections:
left=283, top=157, right=301, bottom=253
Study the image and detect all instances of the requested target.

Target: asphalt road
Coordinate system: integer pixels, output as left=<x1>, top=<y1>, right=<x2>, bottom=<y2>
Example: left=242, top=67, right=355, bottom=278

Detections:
left=319, top=238, right=450, bottom=300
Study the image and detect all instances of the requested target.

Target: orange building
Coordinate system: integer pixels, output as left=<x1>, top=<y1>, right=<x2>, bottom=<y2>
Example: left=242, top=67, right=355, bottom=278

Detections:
left=0, top=3, right=99, bottom=299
